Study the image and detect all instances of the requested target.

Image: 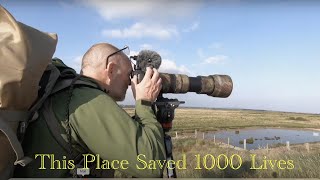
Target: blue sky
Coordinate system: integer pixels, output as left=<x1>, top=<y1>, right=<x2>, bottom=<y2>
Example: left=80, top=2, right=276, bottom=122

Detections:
left=2, top=0, right=320, bottom=114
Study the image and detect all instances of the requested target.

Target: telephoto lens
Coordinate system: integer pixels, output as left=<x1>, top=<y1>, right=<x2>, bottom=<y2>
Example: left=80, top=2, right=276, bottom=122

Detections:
left=159, top=73, right=233, bottom=98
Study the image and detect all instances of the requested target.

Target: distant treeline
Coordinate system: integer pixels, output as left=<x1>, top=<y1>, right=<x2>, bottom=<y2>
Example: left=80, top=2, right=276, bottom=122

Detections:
left=119, top=104, right=319, bottom=115
left=120, top=104, right=267, bottom=111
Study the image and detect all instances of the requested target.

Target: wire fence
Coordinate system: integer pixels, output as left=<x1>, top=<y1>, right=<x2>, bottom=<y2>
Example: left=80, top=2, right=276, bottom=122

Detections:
left=173, top=130, right=313, bottom=152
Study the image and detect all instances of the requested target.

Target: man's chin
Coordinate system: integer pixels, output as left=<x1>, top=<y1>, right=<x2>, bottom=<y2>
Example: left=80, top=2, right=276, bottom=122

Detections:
left=116, top=96, right=125, bottom=102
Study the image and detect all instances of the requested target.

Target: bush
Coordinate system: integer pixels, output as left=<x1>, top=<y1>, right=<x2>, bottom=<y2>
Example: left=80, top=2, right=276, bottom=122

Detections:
left=247, top=137, right=254, bottom=144
left=239, top=137, right=254, bottom=144
left=288, top=117, right=308, bottom=121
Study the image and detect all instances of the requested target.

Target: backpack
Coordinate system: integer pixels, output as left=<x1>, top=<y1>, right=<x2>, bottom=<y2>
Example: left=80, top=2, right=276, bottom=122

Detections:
left=0, top=5, right=94, bottom=179
left=1, top=6, right=111, bottom=179
left=0, top=5, right=58, bottom=179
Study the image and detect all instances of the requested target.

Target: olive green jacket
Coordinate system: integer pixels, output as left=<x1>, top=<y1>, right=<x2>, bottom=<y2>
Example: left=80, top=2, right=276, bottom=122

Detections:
left=14, top=77, right=166, bottom=178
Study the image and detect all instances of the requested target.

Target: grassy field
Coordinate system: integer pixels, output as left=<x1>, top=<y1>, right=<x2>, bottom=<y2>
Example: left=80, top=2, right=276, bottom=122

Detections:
left=125, top=107, right=320, bottom=132
left=123, top=107, right=320, bottom=178
left=170, top=138, right=320, bottom=178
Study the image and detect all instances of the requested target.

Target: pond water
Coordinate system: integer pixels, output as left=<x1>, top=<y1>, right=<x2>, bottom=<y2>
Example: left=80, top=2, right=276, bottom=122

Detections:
left=206, top=128, right=320, bottom=150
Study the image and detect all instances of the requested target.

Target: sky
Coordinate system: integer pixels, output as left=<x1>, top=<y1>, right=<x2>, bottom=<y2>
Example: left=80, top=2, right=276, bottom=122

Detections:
left=2, top=0, right=320, bottom=114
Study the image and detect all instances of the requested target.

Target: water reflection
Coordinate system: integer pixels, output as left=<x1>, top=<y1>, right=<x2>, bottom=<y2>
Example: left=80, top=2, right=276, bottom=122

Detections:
left=206, top=128, right=320, bottom=150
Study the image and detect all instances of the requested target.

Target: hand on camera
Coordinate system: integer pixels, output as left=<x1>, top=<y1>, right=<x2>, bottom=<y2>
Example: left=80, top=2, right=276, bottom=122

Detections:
left=131, top=67, right=162, bottom=102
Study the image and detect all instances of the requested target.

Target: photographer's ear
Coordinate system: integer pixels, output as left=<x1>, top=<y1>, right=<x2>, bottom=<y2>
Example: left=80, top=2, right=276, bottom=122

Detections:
left=105, top=61, right=117, bottom=78
left=102, top=61, right=115, bottom=85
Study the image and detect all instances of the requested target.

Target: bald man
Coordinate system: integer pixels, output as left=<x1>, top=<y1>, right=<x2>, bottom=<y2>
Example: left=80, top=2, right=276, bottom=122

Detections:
left=14, top=43, right=166, bottom=178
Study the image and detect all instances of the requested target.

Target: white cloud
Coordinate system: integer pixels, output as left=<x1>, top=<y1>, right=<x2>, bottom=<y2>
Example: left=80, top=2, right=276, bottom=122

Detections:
left=79, top=0, right=203, bottom=21
left=79, top=1, right=203, bottom=40
left=202, top=55, right=228, bottom=65
left=102, top=22, right=178, bottom=40
left=140, top=44, right=153, bottom=50
left=194, top=45, right=228, bottom=66
left=159, top=59, right=192, bottom=75
left=183, top=22, right=199, bottom=32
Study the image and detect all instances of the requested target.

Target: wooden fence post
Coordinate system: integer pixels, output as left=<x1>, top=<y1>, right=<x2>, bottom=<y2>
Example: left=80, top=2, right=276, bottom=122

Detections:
left=305, top=143, right=310, bottom=153
left=244, top=139, right=246, bottom=150
left=286, top=141, right=290, bottom=150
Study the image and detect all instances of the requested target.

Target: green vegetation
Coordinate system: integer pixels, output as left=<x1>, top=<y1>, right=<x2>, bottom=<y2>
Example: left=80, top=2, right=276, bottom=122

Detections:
left=125, top=108, right=320, bottom=132
left=123, top=108, right=320, bottom=178
left=171, top=108, right=320, bottom=132
left=288, top=116, right=308, bottom=121
left=239, top=137, right=254, bottom=144
left=170, top=139, right=320, bottom=178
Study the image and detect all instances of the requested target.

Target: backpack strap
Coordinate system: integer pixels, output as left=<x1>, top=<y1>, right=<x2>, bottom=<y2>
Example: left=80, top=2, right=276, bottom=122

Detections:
left=42, top=99, right=75, bottom=154
left=0, top=110, right=32, bottom=166
left=41, top=76, right=99, bottom=156
left=43, top=76, right=105, bottom=178
left=42, top=97, right=87, bottom=178
left=42, top=80, right=91, bottom=178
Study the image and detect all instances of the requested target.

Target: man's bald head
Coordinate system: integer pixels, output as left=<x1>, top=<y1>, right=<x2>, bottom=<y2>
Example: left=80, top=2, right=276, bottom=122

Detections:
left=81, top=43, right=118, bottom=73
left=80, top=43, right=133, bottom=101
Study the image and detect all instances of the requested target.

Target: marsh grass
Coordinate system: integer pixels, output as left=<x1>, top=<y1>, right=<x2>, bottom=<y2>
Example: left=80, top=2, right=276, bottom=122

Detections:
left=288, top=116, right=308, bottom=121
left=171, top=138, right=320, bottom=178
left=122, top=107, right=320, bottom=178
left=124, top=107, right=320, bottom=131
left=172, top=108, right=320, bottom=131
